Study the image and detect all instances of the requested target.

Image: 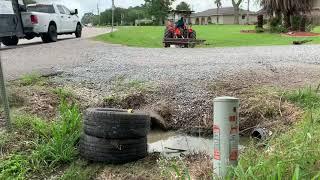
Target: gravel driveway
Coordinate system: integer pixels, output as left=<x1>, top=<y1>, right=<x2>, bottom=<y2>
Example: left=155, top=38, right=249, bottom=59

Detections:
left=56, top=42, right=320, bottom=132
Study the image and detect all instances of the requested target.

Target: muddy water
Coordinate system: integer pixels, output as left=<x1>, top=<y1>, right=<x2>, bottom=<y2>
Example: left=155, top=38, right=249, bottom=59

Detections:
left=148, top=130, right=250, bottom=156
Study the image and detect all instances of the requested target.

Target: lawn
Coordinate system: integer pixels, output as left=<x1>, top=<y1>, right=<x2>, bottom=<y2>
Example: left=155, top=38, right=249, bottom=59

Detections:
left=95, top=25, right=320, bottom=48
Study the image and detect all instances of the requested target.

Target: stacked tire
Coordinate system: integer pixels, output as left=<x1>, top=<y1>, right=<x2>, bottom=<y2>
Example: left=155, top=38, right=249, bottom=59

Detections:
left=80, top=108, right=151, bottom=164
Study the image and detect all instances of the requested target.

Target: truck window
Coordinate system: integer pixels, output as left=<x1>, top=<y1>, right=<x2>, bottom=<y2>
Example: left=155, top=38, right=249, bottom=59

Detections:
left=57, top=5, right=65, bottom=14
left=18, top=0, right=25, bottom=5
left=27, top=5, right=55, bottom=13
left=63, top=6, right=71, bottom=15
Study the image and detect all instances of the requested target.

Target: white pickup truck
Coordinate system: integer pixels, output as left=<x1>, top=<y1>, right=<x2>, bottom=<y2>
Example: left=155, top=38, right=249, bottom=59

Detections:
left=2, top=3, right=82, bottom=46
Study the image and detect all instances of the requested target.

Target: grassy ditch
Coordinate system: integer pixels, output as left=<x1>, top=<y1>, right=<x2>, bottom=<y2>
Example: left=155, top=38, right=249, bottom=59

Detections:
left=228, top=86, right=320, bottom=179
left=2, top=72, right=320, bottom=178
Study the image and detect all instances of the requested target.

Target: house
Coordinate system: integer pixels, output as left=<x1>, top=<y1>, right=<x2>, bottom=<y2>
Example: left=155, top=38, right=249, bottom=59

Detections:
left=312, top=0, right=320, bottom=24
left=190, top=7, right=258, bottom=25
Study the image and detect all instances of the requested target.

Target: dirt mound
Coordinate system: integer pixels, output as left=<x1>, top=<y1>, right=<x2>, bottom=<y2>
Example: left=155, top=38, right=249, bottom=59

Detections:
left=142, top=70, right=306, bottom=136
left=22, top=90, right=59, bottom=119
left=240, top=30, right=257, bottom=34
left=103, top=93, right=146, bottom=109
left=212, top=81, right=302, bottom=135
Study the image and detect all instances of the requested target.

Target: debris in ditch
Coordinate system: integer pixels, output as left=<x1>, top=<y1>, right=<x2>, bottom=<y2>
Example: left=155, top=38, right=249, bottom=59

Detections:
left=104, top=93, right=146, bottom=109
left=251, top=128, right=271, bottom=141
left=165, top=147, right=187, bottom=152
left=23, top=90, right=59, bottom=118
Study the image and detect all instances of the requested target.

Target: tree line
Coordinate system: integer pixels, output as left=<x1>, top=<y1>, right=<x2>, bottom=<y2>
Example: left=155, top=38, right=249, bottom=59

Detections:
left=81, top=0, right=315, bottom=31
left=81, top=0, right=192, bottom=26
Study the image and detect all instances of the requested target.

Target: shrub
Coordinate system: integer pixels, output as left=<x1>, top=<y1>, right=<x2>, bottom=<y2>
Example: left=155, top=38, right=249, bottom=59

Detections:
left=269, top=17, right=281, bottom=28
left=291, top=15, right=302, bottom=31
left=255, top=26, right=264, bottom=33
left=268, top=17, right=287, bottom=33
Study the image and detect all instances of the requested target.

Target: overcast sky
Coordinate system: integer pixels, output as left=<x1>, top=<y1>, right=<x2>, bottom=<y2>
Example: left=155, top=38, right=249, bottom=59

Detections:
left=37, top=0, right=262, bottom=17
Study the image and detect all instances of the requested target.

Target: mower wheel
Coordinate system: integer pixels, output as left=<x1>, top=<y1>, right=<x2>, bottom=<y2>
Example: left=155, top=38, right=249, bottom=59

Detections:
left=164, top=30, right=173, bottom=48
left=189, top=31, right=197, bottom=48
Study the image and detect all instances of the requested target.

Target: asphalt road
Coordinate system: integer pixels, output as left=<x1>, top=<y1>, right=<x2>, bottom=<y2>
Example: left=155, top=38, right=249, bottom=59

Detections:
left=1, top=27, right=111, bottom=80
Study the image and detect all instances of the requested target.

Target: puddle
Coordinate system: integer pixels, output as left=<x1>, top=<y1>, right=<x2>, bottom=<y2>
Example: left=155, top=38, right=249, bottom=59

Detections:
left=148, top=130, right=250, bottom=157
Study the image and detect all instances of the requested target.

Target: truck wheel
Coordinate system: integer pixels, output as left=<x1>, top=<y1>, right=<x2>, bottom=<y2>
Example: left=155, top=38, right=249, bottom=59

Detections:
left=25, top=33, right=35, bottom=40
left=2, top=36, right=19, bottom=46
left=75, top=24, right=82, bottom=38
left=41, top=34, right=50, bottom=43
left=47, top=24, right=57, bottom=42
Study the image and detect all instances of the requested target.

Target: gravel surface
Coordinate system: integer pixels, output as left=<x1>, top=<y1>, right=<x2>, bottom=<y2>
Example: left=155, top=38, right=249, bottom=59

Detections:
left=56, top=43, right=320, bottom=131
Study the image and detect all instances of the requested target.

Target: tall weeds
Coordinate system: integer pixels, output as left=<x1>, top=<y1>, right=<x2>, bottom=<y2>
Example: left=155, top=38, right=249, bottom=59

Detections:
left=0, top=98, right=82, bottom=179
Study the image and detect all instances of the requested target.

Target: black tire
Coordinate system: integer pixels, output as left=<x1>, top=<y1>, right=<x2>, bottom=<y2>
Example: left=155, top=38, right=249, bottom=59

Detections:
left=47, top=24, right=58, bottom=42
left=189, top=31, right=197, bottom=48
left=164, top=30, right=173, bottom=48
left=41, top=34, right=50, bottom=43
left=80, top=134, right=148, bottom=164
left=2, top=36, right=19, bottom=46
left=25, top=33, right=35, bottom=40
left=83, top=108, right=150, bottom=139
left=75, top=24, right=82, bottom=38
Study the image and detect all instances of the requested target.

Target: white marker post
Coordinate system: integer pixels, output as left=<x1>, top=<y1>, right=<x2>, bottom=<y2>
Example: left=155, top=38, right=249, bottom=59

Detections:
left=213, top=97, right=240, bottom=178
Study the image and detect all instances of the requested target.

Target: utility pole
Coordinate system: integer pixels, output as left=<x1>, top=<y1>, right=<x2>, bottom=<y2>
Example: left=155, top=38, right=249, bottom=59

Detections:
left=97, top=3, right=101, bottom=25
left=0, top=44, right=11, bottom=131
left=247, top=0, right=250, bottom=25
left=111, top=0, right=115, bottom=33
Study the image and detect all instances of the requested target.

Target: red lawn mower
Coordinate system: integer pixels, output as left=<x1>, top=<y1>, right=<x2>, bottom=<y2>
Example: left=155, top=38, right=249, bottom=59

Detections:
left=163, top=10, right=205, bottom=48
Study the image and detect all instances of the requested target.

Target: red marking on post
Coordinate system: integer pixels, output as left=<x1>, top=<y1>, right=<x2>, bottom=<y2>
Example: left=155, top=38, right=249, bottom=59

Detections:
left=230, top=127, right=238, bottom=134
left=230, top=150, right=238, bottom=161
left=213, top=125, right=220, bottom=133
left=214, top=149, right=220, bottom=160
left=229, top=116, right=236, bottom=122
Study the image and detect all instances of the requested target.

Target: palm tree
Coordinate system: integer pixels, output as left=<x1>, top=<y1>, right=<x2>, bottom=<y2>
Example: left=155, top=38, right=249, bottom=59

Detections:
left=232, top=0, right=244, bottom=24
left=214, top=0, right=222, bottom=24
left=260, top=0, right=313, bottom=28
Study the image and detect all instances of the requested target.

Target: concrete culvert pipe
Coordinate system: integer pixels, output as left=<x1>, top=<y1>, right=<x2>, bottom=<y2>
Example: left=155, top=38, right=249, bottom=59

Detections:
left=251, top=128, right=269, bottom=141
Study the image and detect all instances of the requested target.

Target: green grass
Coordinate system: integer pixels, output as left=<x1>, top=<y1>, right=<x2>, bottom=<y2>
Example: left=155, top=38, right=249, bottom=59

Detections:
left=95, top=25, right=320, bottom=48
left=52, top=88, right=75, bottom=99
left=228, top=86, right=320, bottom=179
left=60, top=160, right=102, bottom=180
left=19, top=73, right=46, bottom=86
left=0, top=98, right=82, bottom=179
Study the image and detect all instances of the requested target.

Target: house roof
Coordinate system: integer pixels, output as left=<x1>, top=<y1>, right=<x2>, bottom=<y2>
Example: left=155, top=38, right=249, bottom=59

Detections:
left=190, top=7, right=257, bottom=17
